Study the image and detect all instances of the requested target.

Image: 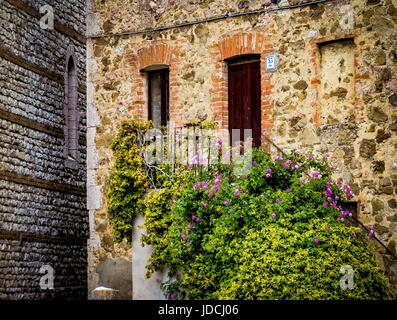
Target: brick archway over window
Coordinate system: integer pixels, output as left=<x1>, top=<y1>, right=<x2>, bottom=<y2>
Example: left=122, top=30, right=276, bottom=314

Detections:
left=210, top=31, right=276, bottom=143
left=137, top=42, right=176, bottom=71
left=134, top=42, right=183, bottom=127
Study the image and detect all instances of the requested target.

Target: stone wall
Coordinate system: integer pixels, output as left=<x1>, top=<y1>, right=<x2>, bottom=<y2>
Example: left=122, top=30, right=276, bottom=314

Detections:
left=88, top=0, right=397, bottom=298
left=0, top=0, right=87, bottom=299
left=0, top=0, right=86, bottom=81
left=0, top=57, right=86, bottom=137
left=0, top=239, right=87, bottom=300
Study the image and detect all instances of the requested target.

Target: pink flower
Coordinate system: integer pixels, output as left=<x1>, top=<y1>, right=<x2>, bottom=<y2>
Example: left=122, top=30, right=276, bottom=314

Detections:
left=204, top=203, right=208, bottom=207
left=156, top=278, right=159, bottom=282
left=230, top=209, right=234, bottom=213
left=309, top=156, right=313, bottom=160
left=326, top=227, right=329, bottom=231
left=224, top=201, right=229, bottom=205
left=276, top=199, right=280, bottom=203
left=253, top=161, right=257, bottom=165
left=175, top=273, right=178, bottom=277
left=260, top=194, right=264, bottom=198
left=170, top=294, right=174, bottom=299
left=188, top=224, right=192, bottom=229
left=208, top=194, right=212, bottom=198
left=284, top=164, right=289, bottom=168
left=242, top=176, right=246, bottom=179
left=182, top=234, right=187, bottom=239
left=315, top=238, right=319, bottom=243
left=326, top=153, right=330, bottom=157
left=227, top=164, right=231, bottom=167
left=196, top=218, right=200, bottom=222
left=192, top=215, right=196, bottom=220
left=266, top=174, right=270, bottom=178
left=286, top=189, right=290, bottom=193
left=272, top=213, right=276, bottom=218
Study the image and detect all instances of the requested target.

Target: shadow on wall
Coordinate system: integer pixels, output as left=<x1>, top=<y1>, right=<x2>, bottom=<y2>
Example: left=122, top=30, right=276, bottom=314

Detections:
left=95, top=257, right=132, bottom=300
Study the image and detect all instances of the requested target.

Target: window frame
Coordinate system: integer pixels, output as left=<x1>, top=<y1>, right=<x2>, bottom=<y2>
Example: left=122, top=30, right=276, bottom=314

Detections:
left=227, top=54, right=261, bottom=147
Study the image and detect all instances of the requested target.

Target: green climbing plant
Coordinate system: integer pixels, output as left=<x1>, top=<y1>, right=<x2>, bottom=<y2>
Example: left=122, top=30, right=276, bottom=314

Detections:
left=107, top=120, right=391, bottom=299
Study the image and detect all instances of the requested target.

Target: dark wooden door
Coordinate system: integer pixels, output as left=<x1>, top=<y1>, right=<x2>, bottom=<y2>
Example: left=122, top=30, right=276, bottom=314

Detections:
left=228, top=60, right=261, bottom=147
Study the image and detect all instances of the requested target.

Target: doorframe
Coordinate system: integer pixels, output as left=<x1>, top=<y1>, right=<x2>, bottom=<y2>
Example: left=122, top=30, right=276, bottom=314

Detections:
left=227, top=54, right=262, bottom=147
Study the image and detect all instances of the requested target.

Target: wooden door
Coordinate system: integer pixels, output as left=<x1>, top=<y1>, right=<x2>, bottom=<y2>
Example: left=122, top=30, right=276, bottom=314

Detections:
left=228, top=60, right=261, bottom=147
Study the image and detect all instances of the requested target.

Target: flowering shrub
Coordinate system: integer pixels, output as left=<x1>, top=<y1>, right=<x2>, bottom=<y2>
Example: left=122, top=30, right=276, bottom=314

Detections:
left=142, top=146, right=391, bottom=300
left=107, top=121, right=390, bottom=299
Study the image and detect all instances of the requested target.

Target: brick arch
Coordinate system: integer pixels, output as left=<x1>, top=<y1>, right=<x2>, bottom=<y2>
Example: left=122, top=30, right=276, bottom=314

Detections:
left=137, top=42, right=177, bottom=71
left=132, top=41, right=184, bottom=127
left=210, top=31, right=276, bottom=141
left=218, top=32, right=269, bottom=61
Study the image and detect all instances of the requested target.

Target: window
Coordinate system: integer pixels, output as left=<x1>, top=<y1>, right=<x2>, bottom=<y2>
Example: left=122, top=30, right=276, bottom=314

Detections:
left=66, top=55, right=78, bottom=160
left=148, top=68, right=169, bottom=128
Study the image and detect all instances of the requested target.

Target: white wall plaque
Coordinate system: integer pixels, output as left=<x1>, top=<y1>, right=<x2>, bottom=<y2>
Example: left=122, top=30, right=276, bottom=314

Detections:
left=265, top=52, right=279, bottom=72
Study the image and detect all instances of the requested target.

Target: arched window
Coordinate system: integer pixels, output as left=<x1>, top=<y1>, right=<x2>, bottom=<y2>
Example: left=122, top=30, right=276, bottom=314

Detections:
left=65, top=51, right=79, bottom=161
